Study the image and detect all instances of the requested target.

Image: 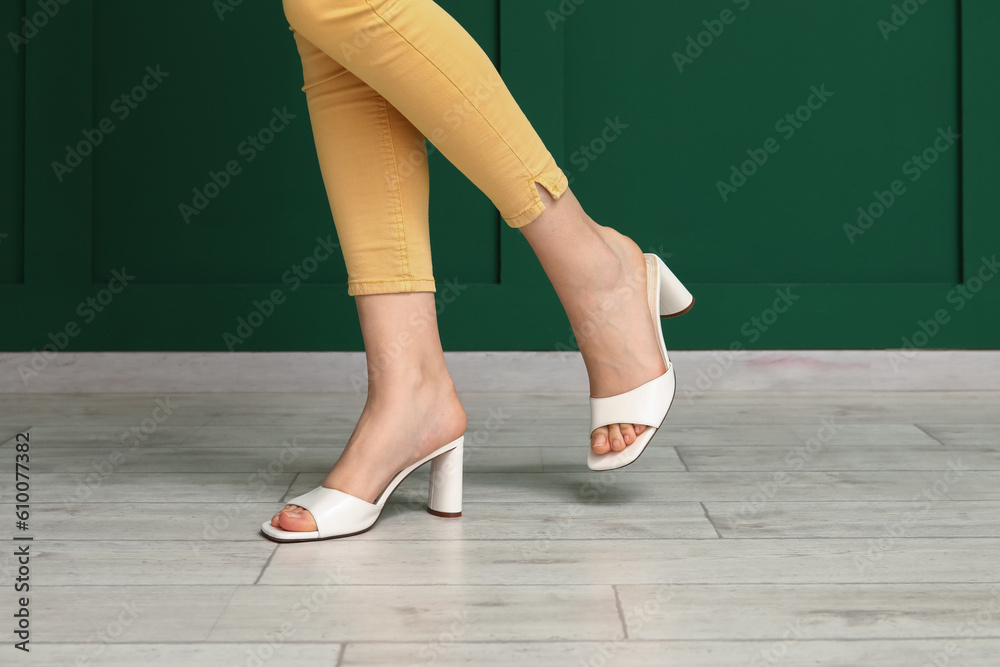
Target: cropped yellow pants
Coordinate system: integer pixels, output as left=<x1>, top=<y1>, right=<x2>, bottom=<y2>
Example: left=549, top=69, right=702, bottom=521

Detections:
left=282, top=0, right=569, bottom=296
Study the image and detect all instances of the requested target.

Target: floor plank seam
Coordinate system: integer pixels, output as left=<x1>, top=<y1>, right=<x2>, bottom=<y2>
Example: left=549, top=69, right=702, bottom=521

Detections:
left=203, top=585, right=240, bottom=640
left=612, top=585, right=630, bottom=640
left=0, top=425, right=31, bottom=447
left=279, top=473, right=299, bottom=505
left=26, top=637, right=1000, bottom=645
left=196, top=412, right=223, bottom=429
left=913, top=424, right=950, bottom=447
left=253, top=544, right=280, bottom=585
left=674, top=447, right=691, bottom=471
left=699, top=502, right=724, bottom=538
left=32, top=582, right=1000, bottom=588
left=17, top=536, right=1000, bottom=542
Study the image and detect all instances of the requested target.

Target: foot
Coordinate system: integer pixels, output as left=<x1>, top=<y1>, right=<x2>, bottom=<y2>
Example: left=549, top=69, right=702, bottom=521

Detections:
left=517, top=185, right=669, bottom=458
left=270, top=371, right=467, bottom=532
left=569, top=227, right=667, bottom=456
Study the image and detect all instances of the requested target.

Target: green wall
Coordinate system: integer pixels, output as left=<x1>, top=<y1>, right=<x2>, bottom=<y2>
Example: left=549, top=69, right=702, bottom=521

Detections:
left=2, top=0, right=997, bottom=352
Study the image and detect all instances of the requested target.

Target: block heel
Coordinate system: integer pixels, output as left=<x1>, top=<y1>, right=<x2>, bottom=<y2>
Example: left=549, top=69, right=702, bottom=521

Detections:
left=427, top=441, right=463, bottom=518
left=654, top=255, right=694, bottom=318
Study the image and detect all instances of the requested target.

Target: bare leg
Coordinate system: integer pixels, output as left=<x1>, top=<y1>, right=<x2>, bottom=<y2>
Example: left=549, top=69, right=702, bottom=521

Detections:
left=271, top=292, right=466, bottom=532
left=519, top=184, right=666, bottom=455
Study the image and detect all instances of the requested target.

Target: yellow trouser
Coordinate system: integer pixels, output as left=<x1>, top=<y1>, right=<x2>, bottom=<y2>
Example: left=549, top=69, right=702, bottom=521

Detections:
left=283, top=0, right=569, bottom=296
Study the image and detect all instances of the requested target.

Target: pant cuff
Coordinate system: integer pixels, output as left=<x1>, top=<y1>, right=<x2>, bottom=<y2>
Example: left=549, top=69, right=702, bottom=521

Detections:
left=347, top=278, right=438, bottom=296
left=503, top=169, right=571, bottom=229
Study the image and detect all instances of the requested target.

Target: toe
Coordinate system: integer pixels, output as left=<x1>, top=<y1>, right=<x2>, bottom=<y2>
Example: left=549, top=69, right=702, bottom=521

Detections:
left=634, top=424, right=647, bottom=436
left=591, top=426, right=612, bottom=455
left=621, top=423, right=636, bottom=446
left=270, top=504, right=297, bottom=528
left=608, top=424, right=626, bottom=451
left=276, top=505, right=318, bottom=532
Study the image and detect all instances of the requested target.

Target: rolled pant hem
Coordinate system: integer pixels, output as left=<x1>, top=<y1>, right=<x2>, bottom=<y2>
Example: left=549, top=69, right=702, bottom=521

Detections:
left=503, top=169, right=571, bottom=229
left=347, top=278, right=438, bottom=296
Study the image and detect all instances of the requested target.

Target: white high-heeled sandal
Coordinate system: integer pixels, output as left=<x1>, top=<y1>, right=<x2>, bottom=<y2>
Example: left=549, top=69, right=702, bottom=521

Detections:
left=260, top=436, right=464, bottom=542
left=587, top=254, right=692, bottom=471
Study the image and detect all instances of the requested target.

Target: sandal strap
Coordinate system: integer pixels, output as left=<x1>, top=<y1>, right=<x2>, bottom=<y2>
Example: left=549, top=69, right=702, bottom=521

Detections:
left=285, top=486, right=379, bottom=539
left=590, top=369, right=674, bottom=432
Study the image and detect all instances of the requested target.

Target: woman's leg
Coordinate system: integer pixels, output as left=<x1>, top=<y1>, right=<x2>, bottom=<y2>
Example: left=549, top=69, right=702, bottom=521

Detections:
left=271, top=34, right=465, bottom=531
left=273, top=292, right=466, bottom=531
left=517, top=185, right=666, bottom=455
left=288, top=28, right=436, bottom=296
left=282, top=0, right=569, bottom=228
left=275, top=2, right=666, bottom=535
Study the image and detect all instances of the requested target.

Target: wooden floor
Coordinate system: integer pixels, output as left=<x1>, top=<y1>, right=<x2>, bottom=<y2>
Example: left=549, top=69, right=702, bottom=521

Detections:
left=2, top=390, right=999, bottom=666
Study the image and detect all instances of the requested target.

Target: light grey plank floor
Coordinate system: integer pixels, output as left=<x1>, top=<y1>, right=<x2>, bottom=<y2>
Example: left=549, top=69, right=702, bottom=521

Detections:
left=2, top=389, right=999, bottom=666
left=705, top=501, right=1000, bottom=538
left=341, top=639, right=1000, bottom=667
left=0, top=501, right=717, bottom=542
left=917, top=423, right=1000, bottom=448
left=35, top=644, right=342, bottom=667
left=678, top=445, right=998, bottom=471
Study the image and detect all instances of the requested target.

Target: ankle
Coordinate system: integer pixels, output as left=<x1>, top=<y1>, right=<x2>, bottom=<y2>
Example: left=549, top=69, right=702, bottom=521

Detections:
left=594, top=224, right=641, bottom=264
left=566, top=236, right=630, bottom=299
left=366, top=362, right=456, bottom=398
